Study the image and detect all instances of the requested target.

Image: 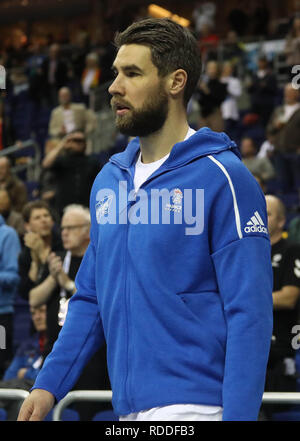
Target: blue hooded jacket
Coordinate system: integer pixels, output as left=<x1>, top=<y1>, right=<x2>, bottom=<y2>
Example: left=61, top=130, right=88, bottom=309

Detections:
left=0, top=214, right=21, bottom=315
left=33, top=128, right=273, bottom=420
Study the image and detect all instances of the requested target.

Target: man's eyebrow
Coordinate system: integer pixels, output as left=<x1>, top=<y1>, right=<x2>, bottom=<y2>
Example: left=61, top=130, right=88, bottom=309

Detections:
left=111, top=64, right=143, bottom=73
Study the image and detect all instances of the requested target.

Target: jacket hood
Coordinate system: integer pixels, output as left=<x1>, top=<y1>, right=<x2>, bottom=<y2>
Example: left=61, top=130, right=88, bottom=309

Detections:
left=110, top=127, right=240, bottom=170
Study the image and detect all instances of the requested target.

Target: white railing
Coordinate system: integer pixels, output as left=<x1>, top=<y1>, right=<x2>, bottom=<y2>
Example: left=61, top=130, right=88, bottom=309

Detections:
left=0, top=139, right=41, bottom=181
left=52, top=390, right=112, bottom=421
left=1, top=389, right=300, bottom=421
left=0, top=389, right=29, bottom=401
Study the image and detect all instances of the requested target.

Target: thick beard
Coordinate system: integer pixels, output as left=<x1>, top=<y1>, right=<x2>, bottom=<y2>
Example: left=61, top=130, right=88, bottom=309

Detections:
left=115, top=88, right=169, bottom=137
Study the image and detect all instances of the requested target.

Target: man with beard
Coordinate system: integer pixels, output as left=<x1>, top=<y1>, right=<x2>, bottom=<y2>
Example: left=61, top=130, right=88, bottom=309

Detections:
left=41, top=131, right=101, bottom=218
left=18, top=18, right=273, bottom=422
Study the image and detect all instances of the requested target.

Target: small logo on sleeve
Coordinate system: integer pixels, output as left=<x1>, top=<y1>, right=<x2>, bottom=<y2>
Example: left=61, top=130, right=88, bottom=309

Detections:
left=244, top=211, right=268, bottom=234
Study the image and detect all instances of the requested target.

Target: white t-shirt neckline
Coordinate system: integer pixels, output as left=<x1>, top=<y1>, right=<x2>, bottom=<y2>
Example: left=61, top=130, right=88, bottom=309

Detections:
left=134, top=127, right=196, bottom=191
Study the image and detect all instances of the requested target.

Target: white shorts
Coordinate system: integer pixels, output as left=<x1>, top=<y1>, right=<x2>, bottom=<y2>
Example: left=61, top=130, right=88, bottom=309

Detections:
left=119, top=404, right=223, bottom=421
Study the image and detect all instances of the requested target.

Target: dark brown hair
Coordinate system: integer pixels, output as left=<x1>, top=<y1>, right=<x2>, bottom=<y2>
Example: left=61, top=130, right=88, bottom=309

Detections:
left=22, top=200, right=52, bottom=223
left=114, top=18, right=201, bottom=106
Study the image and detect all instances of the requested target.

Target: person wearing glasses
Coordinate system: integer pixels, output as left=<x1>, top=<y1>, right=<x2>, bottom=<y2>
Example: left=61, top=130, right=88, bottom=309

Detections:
left=28, top=204, right=91, bottom=347
left=18, top=18, right=272, bottom=422
left=41, top=131, right=101, bottom=218
left=28, top=203, right=111, bottom=420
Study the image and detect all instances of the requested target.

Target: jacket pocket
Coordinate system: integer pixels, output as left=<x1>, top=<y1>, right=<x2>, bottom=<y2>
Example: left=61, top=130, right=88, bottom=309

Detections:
left=176, top=291, right=227, bottom=347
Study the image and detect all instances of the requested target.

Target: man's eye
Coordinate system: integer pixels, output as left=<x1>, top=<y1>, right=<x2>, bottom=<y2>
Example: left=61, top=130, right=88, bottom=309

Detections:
left=127, top=72, right=139, bottom=77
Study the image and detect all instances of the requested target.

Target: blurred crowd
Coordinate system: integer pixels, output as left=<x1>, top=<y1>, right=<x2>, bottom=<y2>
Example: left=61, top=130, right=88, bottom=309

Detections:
left=0, top=1, right=299, bottom=421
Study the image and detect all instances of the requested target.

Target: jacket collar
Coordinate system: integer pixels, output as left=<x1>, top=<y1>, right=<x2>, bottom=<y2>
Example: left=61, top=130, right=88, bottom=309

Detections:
left=109, top=127, right=240, bottom=170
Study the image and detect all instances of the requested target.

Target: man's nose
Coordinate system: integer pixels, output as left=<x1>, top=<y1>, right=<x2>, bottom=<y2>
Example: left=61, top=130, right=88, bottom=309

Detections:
left=108, top=75, right=124, bottom=96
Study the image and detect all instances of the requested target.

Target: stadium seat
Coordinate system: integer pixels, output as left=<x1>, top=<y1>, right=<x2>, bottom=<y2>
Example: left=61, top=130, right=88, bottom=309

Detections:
left=12, top=294, right=32, bottom=353
left=271, top=410, right=300, bottom=421
left=92, top=410, right=118, bottom=421
left=43, top=408, right=80, bottom=421
left=0, top=408, right=7, bottom=421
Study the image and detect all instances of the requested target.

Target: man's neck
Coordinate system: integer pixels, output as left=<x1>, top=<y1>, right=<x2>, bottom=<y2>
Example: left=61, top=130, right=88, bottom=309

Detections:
left=70, top=244, right=88, bottom=257
left=41, top=234, right=52, bottom=248
left=270, top=231, right=283, bottom=246
left=139, top=109, right=189, bottom=164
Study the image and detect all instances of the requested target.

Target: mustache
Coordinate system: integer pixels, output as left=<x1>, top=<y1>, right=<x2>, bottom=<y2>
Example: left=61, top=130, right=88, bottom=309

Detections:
left=110, top=98, right=132, bottom=111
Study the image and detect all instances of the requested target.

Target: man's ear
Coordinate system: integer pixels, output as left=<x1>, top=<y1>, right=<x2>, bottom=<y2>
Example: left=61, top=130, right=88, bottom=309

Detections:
left=167, top=69, right=187, bottom=99
left=279, top=217, right=286, bottom=231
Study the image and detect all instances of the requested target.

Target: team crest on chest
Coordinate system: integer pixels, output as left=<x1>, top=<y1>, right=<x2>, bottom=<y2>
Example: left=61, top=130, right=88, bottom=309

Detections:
left=165, top=188, right=183, bottom=213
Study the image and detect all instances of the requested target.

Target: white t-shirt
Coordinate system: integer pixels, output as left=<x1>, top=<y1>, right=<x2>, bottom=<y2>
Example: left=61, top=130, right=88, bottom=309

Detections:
left=82, top=69, right=96, bottom=95
left=123, top=127, right=224, bottom=421
left=119, top=403, right=223, bottom=421
left=62, top=109, right=76, bottom=134
left=134, top=127, right=196, bottom=192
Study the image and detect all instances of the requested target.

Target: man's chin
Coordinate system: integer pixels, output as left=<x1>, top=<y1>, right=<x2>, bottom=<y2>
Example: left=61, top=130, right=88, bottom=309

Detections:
left=40, top=230, right=52, bottom=237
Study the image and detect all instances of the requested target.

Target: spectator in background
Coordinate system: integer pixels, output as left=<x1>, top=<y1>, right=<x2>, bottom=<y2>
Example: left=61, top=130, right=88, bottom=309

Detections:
left=0, top=96, right=4, bottom=150
left=1, top=304, right=47, bottom=382
left=91, top=26, right=116, bottom=85
left=0, top=214, right=21, bottom=378
left=18, top=200, right=62, bottom=303
left=241, top=136, right=275, bottom=182
left=0, top=156, right=28, bottom=213
left=29, top=204, right=90, bottom=349
left=266, top=83, right=300, bottom=193
left=81, top=52, right=101, bottom=107
left=288, top=215, right=300, bottom=245
left=192, top=1, right=216, bottom=38
left=47, top=86, right=97, bottom=147
left=40, top=43, right=70, bottom=108
left=252, top=173, right=267, bottom=194
left=246, top=54, right=278, bottom=127
left=220, top=61, right=242, bottom=141
left=257, top=132, right=275, bottom=161
left=42, top=131, right=101, bottom=218
left=0, top=304, right=47, bottom=420
left=222, top=30, right=246, bottom=70
left=0, top=189, right=25, bottom=239
left=196, top=60, right=227, bottom=132
left=26, top=42, right=47, bottom=107
left=197, top=22, right=219, bottom=62
left=29, top=204, right=111, bottom=420
left=251, top=2, right=270, bottom=37
left=261, top=195, right=300, bottom=420
left=284, top=14, right=300, bottom=79
left=71, top=31, right=91, bottom=81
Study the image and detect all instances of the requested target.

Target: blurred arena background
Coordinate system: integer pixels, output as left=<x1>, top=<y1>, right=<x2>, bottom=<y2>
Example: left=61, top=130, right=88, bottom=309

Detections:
left=0, top=0, right=300, bottom=422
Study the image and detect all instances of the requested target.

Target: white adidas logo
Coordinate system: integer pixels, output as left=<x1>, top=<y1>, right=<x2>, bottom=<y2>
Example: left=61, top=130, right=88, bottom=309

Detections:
left=244, top=211, right=268, bottom=234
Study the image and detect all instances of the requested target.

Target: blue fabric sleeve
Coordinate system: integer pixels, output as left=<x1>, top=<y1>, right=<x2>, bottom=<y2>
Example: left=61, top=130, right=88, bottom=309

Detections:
left=209, top=155, right=273, bottom=420
left=212, top=237, right=273, bottom=420
left=0, top=228, right=21, bottom=288
left=31, top=241, right=105, bottom=402
left=2, top=356, right=27, bottom=380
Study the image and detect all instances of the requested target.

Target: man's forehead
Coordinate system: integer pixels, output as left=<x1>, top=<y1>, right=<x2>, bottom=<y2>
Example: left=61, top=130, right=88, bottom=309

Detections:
left=30, top=208, right=50, bottom=218
left=113, top=44, right=154, bottom=70
left=62, top=211, right=84, bottom=224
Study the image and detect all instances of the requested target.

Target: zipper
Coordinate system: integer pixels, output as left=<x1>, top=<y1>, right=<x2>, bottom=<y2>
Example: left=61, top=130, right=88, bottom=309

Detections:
left=115, top=163, right=136, bottom=412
